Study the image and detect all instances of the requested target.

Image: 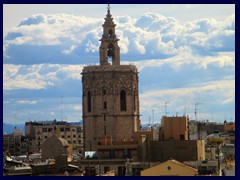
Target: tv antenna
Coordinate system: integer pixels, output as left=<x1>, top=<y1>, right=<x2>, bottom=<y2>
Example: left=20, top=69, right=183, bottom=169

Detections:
left=163, top=102, right=169, bottom=116
left=152, top=105, right=155, bottom=125
left=61, top=96, right=63, bottom=121
left=148, top=115, right=151, bottom=126
left=194, top=102, right=202, bottom=121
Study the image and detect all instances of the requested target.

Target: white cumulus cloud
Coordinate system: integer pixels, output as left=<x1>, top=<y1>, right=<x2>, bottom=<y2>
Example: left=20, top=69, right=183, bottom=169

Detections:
left=3, top=64, right=84, bottom=91
left=3, top=13, right=235, bottom=65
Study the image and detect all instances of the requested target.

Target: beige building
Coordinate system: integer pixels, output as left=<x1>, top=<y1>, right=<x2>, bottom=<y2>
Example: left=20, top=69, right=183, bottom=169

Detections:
left=25, top=120, right=83, bottom=154
left=82, top=5, right=140, bottom=153
left=141, top=159, right=198, bottom=176
left=159, top=116, right=189, bottom=141
left=224, top=122, right=235, bottom=132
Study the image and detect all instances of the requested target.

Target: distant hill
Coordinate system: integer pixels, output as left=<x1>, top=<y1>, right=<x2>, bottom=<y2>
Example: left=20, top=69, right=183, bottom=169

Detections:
left=69, top=120, right=83, bottom=126
left=3, top=123, right=25, bottom=135
left=141, top=123, right=160, bottom=128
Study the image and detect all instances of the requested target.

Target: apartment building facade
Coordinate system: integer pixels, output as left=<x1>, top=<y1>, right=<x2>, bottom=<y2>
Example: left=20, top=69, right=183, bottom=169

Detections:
left=25, top=120, right=83, bottom=154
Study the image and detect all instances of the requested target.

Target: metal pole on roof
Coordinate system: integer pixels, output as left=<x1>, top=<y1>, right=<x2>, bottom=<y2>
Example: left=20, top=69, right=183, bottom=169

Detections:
left=61, top=96, right=63, bottom=121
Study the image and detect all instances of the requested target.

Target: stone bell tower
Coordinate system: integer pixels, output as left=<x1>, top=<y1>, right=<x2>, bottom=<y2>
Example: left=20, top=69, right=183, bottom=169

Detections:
left=82, top=5, right=140, bottom=153
left=99, top=4, right=120, bottom=66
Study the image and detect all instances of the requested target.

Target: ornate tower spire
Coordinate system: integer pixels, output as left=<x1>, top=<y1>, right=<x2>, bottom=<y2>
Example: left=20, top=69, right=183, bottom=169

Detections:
left=107, top=4, right=110, bottom=14
left=99, top=4, right=120, bottom=66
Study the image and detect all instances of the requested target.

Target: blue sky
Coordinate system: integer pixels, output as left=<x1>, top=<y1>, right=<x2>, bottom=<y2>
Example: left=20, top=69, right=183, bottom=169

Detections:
left=3, top=4, right=235, bottom=125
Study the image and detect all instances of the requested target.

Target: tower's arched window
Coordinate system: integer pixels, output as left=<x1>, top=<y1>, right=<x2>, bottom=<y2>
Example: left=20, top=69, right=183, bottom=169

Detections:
left=108, top=44, right=114, bottom=57
left=120, top=90, right=126, bottom=111
left=87, top=91, right=91, bottom=112
left=102, top=89, right=106, bottom=95
left=109, top=29, right=113, bottom=36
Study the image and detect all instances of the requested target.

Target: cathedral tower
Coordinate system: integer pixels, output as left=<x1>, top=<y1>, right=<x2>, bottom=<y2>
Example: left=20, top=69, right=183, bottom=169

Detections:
left=82, top=5, right=140, bottom=154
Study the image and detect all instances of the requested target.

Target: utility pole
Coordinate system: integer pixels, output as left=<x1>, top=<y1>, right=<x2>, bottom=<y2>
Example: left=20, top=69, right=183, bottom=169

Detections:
left=152, top=106, right=154, bottom=125
left=148, top=115, right=151, bottom=126
left=13, top=134, right=15, bottom=160
left=14, top=112, right=16, bottom=127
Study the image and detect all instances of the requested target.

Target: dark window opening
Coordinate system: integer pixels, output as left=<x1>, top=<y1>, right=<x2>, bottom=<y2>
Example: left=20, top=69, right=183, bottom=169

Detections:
left=109, top=29, right=113, bottom=36
left=120, top=90, right=127, bottom=111
left=108, top=44, right=114, bottom=57
left=77, top=127, right=81, bottom=132
left=102, top=89, right=106, bottom=95
left=104, top=166, right=110, bottom=173
left=87, top=91, right=91, bottom=112
left=85, top=167, right=96, bottom=176
left=104, top=115, right=106, bottom=121
left=180, top=134, right=185, bottom=140
left=104, top=126, right=106, bottom=135
left=104, top=102, right=107, bottom=109
left=118, top=166, right=126, bottom=176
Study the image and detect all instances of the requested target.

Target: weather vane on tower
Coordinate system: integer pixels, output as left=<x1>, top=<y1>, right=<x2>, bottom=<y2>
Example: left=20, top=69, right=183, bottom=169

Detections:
left=107, top=4, right=111, bottom=13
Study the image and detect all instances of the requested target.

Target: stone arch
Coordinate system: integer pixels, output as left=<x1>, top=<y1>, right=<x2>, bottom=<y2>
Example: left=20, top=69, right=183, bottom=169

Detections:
left=109, top=29, right=113, bottom=36
left=102, top=89, right=107, bottom=95
left=108, top=43, right=114, bottom=57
